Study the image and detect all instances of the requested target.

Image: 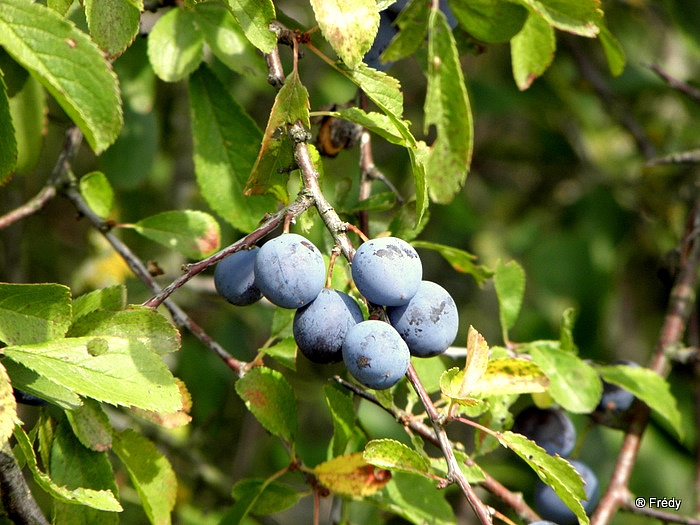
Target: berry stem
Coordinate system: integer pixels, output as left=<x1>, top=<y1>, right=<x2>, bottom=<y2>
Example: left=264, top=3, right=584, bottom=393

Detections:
left=405, top=364, right=494, bottom=524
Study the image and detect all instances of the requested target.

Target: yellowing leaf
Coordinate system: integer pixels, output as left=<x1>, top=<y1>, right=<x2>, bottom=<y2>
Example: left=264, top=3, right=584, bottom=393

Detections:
left=310, top=0, right=379, bottom=69
left=0, top=364, right=17, bottom=447
left=313, top=452, right=391, bottom=497
left=461, top=326, right=489, bottom=397
left=469, top=358, right=549, bottom=396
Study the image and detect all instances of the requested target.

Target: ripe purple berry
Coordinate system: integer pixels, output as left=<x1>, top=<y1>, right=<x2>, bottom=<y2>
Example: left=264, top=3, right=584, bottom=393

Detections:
left=214, top=247, right=262, bottom=306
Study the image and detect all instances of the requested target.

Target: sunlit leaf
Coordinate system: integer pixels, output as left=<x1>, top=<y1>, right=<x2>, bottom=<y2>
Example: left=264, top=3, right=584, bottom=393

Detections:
left=0, top=364, right=17, bottom=448
left=147, top=7, right=204, bottom=82
left=0, top=73, right=16, bottom=184
left=80, top=172, right=115, bottom=219
left=448, top=0, right=527, bottom=43
left=85, top=0, right=140, bottom=59
left=223, top=0, right=277, bottom=53
left=511, top=12, right=555, bottom=90
left=0, top=283, right=72, bottom=345
left=129, top=210, right=221, bottom=259
left=363, top=439, right=431, bottom=477
left=313, top=452, right=391, bottom=497
left=469, top=358, right=549, bottom=396
left=494, top=259, right=526, bottom=337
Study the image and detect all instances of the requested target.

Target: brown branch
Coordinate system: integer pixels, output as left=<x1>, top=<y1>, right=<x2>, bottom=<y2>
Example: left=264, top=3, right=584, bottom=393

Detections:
left=649, top=64, right=700, bottom=106
left=0, top=127, right=83, bottom=230
left=591, top=200, right=700, bottom=525
left=0, top=446, right=49, bottom=525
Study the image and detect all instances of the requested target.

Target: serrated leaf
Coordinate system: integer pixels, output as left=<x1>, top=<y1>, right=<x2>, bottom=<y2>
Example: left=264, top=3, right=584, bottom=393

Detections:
left=461, top=326, right=490, bottom=397
left=331, top=107, right=406, bottom=145
left=448, top=0, right=527, bottom=43
left=130, top=210, right=220, bottom=259
left=349, top=191, right=397, bottom=212
left=80, top=172, right=115, bottom=219
left=511, top=12, right=555, bottom=90
left=0, top=0, right=123, bottom=153
left=0, top=364, right=17, bottom=448
left=65, top=398, right=113, bottom=452
left=68, top=307, right=180, bottom=356
left=424, top=9, right=473, bottom=203
left=113, top=429, right=177, bottom=525
left=4, top=359, right=82, bottom=409
left=515, top=0, right=602, bottom=36
left=235, top=367, right=297, bottom=443
left=528, top=342, right=602, bottom=413
left=193, top=2, right=266, bottom=77
left=245, top=70, right=310, bottom=202
left=72, top=286, right=127, bottom=321
left=439, top=367, right=485, bottom=407
left=411, top=241, right=493, bottom=285
left=494, top=259, right=526, bottom=338
left=231, top=479, right=302, bottom=516
left=85, top=0, right=140, bottom=59
left=0, top=283, right=72, bottom=345
left=313, top=452, right=391, bottom=497
left=223, top=0, right=277, bottom=53
left=8, top=72, right=46, bottom=174
left=50, top=420, right=120, bottom=522
left=311, top=0, right=379, bottom=69
left=499, top=431, right=589, bottom=525
left=13, top=425, right=123, bottom=512
left=368, top=473, right=455, bottom=525
left=469, top=358, right=548, bottom=396
left=189, top=65, right=276, bottom=231
left=597, top=364, right=683, bottom=439
left=363, top=439, right=431, bottom=477
left=4, top=336, right=182, bottom=413
left=147, top=7, right=204, bottom=82
left=0, top=73, right=17, bottom=183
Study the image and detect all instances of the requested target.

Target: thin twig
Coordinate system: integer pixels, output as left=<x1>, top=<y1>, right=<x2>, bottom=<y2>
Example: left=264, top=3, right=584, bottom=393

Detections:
left=0, top=445, right=49, bottom=525
left=649, top=64, right=700, bottom=105
left=591, top=200, right=700, bottom=525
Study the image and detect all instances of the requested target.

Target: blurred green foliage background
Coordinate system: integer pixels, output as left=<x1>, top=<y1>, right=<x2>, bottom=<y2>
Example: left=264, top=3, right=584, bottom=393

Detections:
left=2, top=0, right=700, bottom=523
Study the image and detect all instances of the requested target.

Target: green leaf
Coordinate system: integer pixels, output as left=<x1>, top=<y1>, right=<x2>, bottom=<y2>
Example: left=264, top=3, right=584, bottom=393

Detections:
left=363, top=439, right=431, bottom=477
left=13, top=425, right=123, bottom=512
left=381, top=0, right=429, bottom=63
left=498, top=431, right=589, bottom=525
left=528, top=342, right=602, bottom=413
left=50, top=421, right=120, bottom=522
left=448, top=0, right=528, bottom=43
left=597, top=364, right=683, bottom=439
left=8, top=73, right=46, bottom=174
left=235, top=367, right=297, bottom=443
left=189, top=65, right=276, bottom=231
left=245, top=70, right=310, bottom=202
left=231, top=479, right=301, bottom=516
left=324, top=383, right=364, bottom=457
left=515, top=0, right=602, bottom=36
left=369, top=473, right=455, bottom=525
left=223, top=0, right=277, bottom=54
left=67, top=306, right=180, bottom=356
left=72, top=286, right=127, bottom=322
left=147, top=7, right=204, bottom=82
left=0, top=283, right=72, bottom=345
left=598, top=22, right=625, bottom=77
left=113, top=429, right=177, bottom=525
left=331, top=107, right=406, bottom=145
left=85, top=0, right=140, bottom=59
left=260, top=336, right=297, bottom=371
left=4, top=336, right=183, bottom=413
left=80, top=172, right=115, bottom=219
left=511, top=12, right=555, bottom=90
left=0, top=73, right=17, bottom=183
left=0, top=364, right=17, bottom=448
left=310, top=0, right=379, bottom=69
left=65, top=398, right=113, bottom=452
left=4, top=359, right=82, bottom=409
left=349, top=191, right=397, bottom=212
left=494, top=259, right=526, bottom=338
left=192, top=2, right=266, bottom=77
left=129, top=210, right=221, bottom=259
left=0, top=0, right=123, bottom=153
left=424, top=9, right=473, bottom=204
left=411, top=241, right=494, bottom=285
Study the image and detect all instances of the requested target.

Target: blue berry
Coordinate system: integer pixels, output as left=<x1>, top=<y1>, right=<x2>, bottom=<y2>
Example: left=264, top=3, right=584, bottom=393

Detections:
left=592, top=360, right=639, bottom=429
left=214, top=248, right=263, bottom=306
left=387, top=281, right=458, bottom=357
left=535, top=459, right=599, bottom=525
left=342, top=320, right=410, bottom=390
left=294, top=289, right=364, bottom=364
left=351, top=237, right=422, bottom=306
left=511, top=406, right=576, bottom=457
left=254, top=234, right=326, bottom=309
